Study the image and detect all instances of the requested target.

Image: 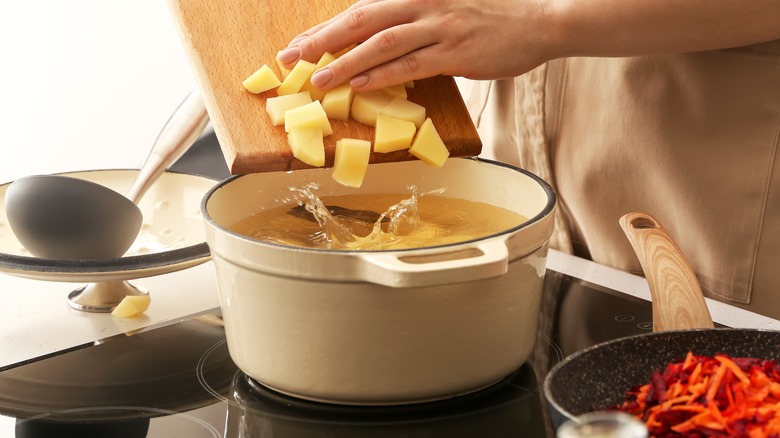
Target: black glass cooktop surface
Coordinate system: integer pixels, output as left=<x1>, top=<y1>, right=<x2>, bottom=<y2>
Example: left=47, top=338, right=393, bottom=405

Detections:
left=0, top=133, right=658, bottom=437
left=0, top=270, right=655, bottom=438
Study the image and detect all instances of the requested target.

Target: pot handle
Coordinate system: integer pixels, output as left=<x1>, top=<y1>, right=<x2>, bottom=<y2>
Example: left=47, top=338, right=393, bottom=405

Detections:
left=358, top=239, right=510, bottom=288
left=619, top=212, right=714, bottom=332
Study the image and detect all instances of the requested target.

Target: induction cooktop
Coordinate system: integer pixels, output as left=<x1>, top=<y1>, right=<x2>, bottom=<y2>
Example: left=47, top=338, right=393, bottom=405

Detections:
left=0, top=132, right=658, bottom=438
left=0, top=271, right=656, bottom=438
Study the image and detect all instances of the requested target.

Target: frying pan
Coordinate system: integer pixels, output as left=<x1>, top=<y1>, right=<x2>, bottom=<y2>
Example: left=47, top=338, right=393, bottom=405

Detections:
left=543, top=212, right=780, bottom=430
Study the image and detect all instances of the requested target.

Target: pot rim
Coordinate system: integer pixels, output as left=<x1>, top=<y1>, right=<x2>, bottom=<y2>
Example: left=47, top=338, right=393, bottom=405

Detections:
left=201, top=157, right=557, bottom=255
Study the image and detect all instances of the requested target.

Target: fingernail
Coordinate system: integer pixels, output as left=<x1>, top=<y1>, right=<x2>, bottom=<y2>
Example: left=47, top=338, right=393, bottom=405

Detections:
left=350, top=74, right=369, bottom=88
left=311, top=68, right=334, bottom=88
left=276, top=46, right=301, bottom=65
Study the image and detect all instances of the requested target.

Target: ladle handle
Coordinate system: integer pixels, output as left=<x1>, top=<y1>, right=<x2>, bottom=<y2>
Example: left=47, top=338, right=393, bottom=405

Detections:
left=619, top=212, right=714, bottom=332
left=125, top=88, right=210, bottom=204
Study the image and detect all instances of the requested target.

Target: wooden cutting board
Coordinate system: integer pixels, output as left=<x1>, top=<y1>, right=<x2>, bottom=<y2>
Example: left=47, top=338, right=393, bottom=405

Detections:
left=166, top=0, right=482, bottom=174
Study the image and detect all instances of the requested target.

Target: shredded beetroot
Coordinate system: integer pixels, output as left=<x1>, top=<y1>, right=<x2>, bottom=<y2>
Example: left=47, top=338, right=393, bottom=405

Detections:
left=616, top=352, right=780, bottom=437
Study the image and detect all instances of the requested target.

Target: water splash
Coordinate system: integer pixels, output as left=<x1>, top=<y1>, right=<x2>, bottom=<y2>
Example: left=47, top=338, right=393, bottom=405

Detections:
left=289, top=184, right=445, bottom=250
left=289, top=183, right=356, bottom=246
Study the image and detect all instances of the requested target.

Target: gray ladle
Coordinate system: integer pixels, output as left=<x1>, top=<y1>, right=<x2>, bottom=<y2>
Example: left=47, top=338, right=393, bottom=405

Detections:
left=4, top=89, right=209, bottom=312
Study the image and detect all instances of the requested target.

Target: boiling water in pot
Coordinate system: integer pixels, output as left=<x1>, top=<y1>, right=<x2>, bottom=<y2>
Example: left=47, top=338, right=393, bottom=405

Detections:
left=229, top=184, right=528, bottom=250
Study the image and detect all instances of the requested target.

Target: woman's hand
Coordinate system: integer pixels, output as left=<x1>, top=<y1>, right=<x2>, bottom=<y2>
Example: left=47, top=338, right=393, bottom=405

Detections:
left=277, top=0, right=554, bottom=92
left=277, top=0, right=780, bottom=93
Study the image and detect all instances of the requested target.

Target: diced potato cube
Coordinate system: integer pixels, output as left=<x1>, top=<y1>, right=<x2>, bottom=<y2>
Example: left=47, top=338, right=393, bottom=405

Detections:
left=409, top=118, right=449, bottom=167
left=301, top=52, right=336, bottom=101
left=379, top=98, right=426, bottom=129
left=380, top=83, right=407, bottom=100
left=288, top=127, right=325, bottom=167
left=242, top=64, right=281, bottom=94
left=321, top=83, right=355, bottom=121
left=351, top=90, right=393, bottom=127
left=319, top=52, right=337, bottom=66
left=111, top=295, right=151, bottom=318
left=275, top=55, right=291, bottom=78
left=266, top=91, right=312, bottom=126
left=332, top=138, right=371, bottom=187
left=374, top=115, right=416, bottom=153
left=285, top=100, right=333, bottom=136
left=277, top=60, right=317, bottom=95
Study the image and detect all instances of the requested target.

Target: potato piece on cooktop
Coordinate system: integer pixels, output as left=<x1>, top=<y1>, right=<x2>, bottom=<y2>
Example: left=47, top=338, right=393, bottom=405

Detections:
left=111, top=295, right=151, bottom=318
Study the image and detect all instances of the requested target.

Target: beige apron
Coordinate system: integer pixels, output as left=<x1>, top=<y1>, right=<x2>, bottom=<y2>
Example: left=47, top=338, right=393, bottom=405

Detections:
left=464, top=40, right=780, bottom=319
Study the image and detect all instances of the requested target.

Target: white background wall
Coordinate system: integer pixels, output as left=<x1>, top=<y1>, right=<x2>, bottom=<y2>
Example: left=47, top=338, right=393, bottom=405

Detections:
left=0, top=1, right=197, bottom=183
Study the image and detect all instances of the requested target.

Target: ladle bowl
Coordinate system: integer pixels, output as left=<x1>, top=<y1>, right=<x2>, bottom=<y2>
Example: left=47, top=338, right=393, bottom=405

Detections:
left=4, top=175, right=142, bottom=260
left=0, top=169, right=215, bottom=308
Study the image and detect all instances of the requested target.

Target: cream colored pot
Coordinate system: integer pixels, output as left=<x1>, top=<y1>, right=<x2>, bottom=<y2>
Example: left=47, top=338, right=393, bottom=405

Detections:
left=202, top=158, right=556, bottom=405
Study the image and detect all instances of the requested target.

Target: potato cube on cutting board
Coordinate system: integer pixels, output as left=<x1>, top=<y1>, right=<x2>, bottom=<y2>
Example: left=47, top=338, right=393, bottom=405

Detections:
left=409, top=118, right=450, bottom=167
left=266, top=91, right=313, bottom=126
left=380, top=83, right=407, bottom=100
left=284, top=100, right=333, bottom=136
left=275, top=55, right=291, bottom=79
left=351, top=90, right=393, bottom=127
left=300, top=52, right=336, bottom=101
left=321, top=83, right=355, bottom=121
left=277, top=60, right=317, bottom=96
left=380, top=98, right=426, bottom=129
left=332, top=138, right=371, bottom=187
left=374, top=115, right=416, bottom=153
left=242, top=64, right=281, bottom=94
left=288, top=127, right=325, bottom=167
left=166, top=0, right=484, bottom=175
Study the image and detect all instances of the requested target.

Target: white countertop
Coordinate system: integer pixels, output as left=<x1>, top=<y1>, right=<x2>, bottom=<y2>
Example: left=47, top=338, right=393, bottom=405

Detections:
left=1, top=2, right=777, bottom=370
left=0, top=261, right=220, bottom=370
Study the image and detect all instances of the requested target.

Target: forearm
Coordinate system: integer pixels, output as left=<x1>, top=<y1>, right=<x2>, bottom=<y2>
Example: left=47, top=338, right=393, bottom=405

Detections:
left=548, top=0, right=780, bottom=58
left=285, top=0, right=780, bottom=92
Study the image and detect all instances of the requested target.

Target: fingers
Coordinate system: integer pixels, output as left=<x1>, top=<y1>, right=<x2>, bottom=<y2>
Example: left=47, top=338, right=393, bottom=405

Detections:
left=279, top=0, right=414, bottom=67
left=311, top=22, right=438, bottom=90
left=288, top=0, right=379, bottom=48
left=277, top=0, right=489, bottom=91
left=345, top=43, right=448, bottom=91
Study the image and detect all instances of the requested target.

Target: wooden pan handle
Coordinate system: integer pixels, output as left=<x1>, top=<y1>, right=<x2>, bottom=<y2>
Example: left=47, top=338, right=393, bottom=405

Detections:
left=619, top=212, right=714, bottom=332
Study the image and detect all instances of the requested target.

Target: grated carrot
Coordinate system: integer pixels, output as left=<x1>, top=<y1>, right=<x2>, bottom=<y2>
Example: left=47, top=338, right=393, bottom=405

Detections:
left=616, top=352, right=780, bottom=437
